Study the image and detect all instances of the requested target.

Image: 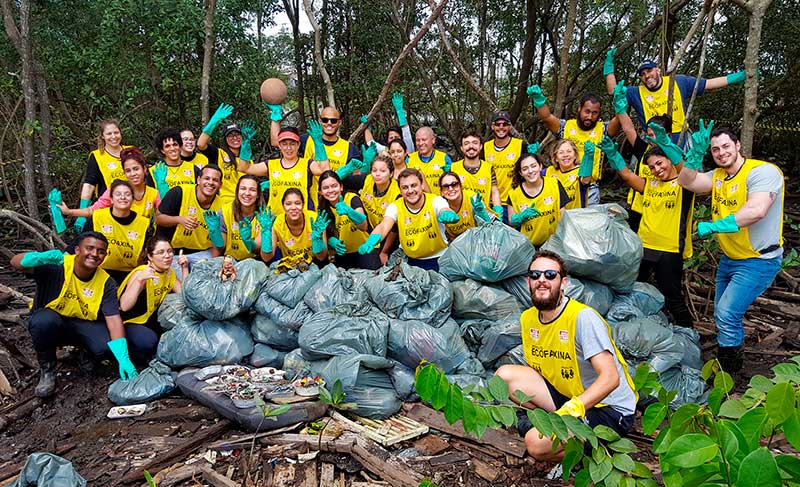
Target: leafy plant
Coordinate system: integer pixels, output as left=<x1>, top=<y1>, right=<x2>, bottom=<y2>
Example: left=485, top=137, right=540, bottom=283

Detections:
left=781, top=248, right=800, bottom=270
left=143, top=470, right=156, bottom=487
left=419, top=480, right=441, bottom=487
left=318, top=379, right=357, bottom=411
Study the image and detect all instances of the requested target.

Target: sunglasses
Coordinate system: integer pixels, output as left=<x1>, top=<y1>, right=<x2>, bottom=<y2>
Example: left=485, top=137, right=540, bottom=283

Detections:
left=441, top=181, right=460, bottom=190
left=527, top=269, right=561, bottom=280
left=320, top=117, right=339, bottom=124
left=493, top=121, right=510, bottom=127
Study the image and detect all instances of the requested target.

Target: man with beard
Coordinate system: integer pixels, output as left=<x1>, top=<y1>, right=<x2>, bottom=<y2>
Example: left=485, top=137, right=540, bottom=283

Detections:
left=449, top=130, right=503, bottom=215
left=495, top=250, right=637, bottom=461
left=527, top=86, right=620, bottom=205
left=11, top=233, right=151, bottom=397
left=483, top=110, right=528, bottom=221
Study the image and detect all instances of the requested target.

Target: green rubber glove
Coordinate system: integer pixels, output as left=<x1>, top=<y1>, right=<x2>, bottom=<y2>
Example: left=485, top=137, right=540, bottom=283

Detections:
left=645, top=122, right=684, bottom=165
left=328, top=236, right=347, bottom=256
left=578, top=141, right=595, bottom=178
left=470, top=193, right=491, bottom=222
left=335, top=196, right=367, bottom=225
left=360, top=114, right=369, bottom=125
left=260, top=180, right=270, bottom=192
left=203, top=103, right=234, bottom=135
left=697, top=215, right=739, bottom=238
left=239, top=121, right=257, bottom=161
left=48, top=189, right=67, bottom=234
left=74, top=198, right=91, bottom=232
left=392, top=92, right=409, bottom=127
left=310, top=211, right=330, bottom=254
left=153, top=162, right=170, bottom=198
left=437, top=209, right=460, bottom=224
left=238, top=218, right=256, bottom=253
left=20, top=249, right=64, bottom=268
left=527, top=142, right=540, bottom=155
left=203, top=210, right=224, bottom=248
left=510, top=206, right=539, bottom=226
left=726, top=71, right=746, bottom=85
left=684, top=119, right=715, bottom=171
left=256, top=207, right=276, bottom=253
left=492, top=205, right=503, bottom=216
left=358, top=233, right=382, bottom=255
left=526, top=85, right=547, bottom=108
left=443, top=159, right=452, bottom=173
left=308, top=120, right=328, bottom=161
left=603, top=47, right=616, bottom=76
left=263, top=102, right=283, bottom=122
left=357, top=142, right=378, bottom=173
left=107, top=337, right=138, bottom=381
left=336, top=158, right=362, bottom=180
left=613, top=80, right=628, bottom=115
left=600, top=136, right=627, bottom=172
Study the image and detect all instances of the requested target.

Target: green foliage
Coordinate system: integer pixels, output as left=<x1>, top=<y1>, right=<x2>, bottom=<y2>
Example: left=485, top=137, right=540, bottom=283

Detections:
left=143, top=470, right=156, bottom=487
left=419, top=480, right=441, bottom=487
left=253, top=394, right=291, bottom=420
left=318, top=379, right=357, bottom=411
left=781, top=248, right=800, bottom=270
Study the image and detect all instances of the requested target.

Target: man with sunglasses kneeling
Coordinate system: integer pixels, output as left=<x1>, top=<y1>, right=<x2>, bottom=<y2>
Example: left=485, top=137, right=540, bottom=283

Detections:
left=495, top=250, right=637, bottom=462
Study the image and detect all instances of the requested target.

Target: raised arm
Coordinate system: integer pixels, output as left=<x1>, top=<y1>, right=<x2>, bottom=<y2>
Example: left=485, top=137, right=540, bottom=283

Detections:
left=527, top=85, right=561, bottom=133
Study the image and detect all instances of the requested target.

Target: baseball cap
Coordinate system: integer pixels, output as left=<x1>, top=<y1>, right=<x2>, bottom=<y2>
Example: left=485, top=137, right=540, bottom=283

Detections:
left=491, top=110, right=512, bottom=123
left=221, top=123, right=241, bottom=137
left=277, top=127, right=300, bottom=142
left=637, top=59, right=658, bottom=75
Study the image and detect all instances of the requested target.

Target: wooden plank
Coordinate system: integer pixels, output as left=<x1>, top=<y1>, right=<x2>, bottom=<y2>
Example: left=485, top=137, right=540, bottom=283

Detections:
left=413, top=435, right=450, bottom=456
left=294, top=461, right=317, bottom=487
left=272, top=463, right=295, bottom=487
left=319, top=463, right=335, bottom=487
left=428, top=451, right=470, bottom=466
left=405, top=404, right=527, bottom=458
left=331, top=412, right=428, bottom=446
left=198, top=465, right=241, bottom=487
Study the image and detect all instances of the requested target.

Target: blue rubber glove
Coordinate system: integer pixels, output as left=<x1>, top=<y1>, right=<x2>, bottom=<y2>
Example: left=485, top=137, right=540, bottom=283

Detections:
left=527, top=142, right=540, bottom=155
left=74, top=198, right=91, bottom=232
left=239, top=218, right=256, bottom=253
left=360, top=114, right=369, bottom=125
left=260, top=180, right=270, bottom=192
left=328, top=236, right=347, bottom=256
left=153, top=162, right=170, bottom=198
left=335, top=196, right=367, bottom=225
left=263, top=102, right=283, bottom=122
left=443, top=159, right=452, bottom=173
left=613, top=81, right=628, bottom=115
left=203, top=103, right=234, bottom=135
left=697, top=215, right=739, bottom=238
left=510, top=206, right=539, bottom=226
left=437, top=209, right=460, bottom=224
left=470, top=193, right=491, bottom=222
left=684, top=119, right=715, bottom=171
left=48, top=189, right=66, bottom=234
left=203, top=210, right=224, bottom=248
left=308, top=120, right=328, bottom=161
left=492, top=205, right=503, bottom=215
left=358, top=142, right=378, bottom=173
left=239, top=121, right=257, bottom=162
left=603, top=48, right=616, bottom=76
left=256, top=207, right=276, bottom=253
left=336, top=158, right=362, bottom=180
left=392, top=92, right=409, bottom=127
left=578, top=141, right=595, bottom=178
left=600, top=136, right=627, bottom=172
left=20, top=249, right=64, bottom=268
left=726, top=71, right=746, bottom=85
left=107, top=337, right=138, bottom=381
left=358, top=233, right=382, bottom=255
left=645, top=122, right=684, bottom=165
left=310, top=211, right=330, bottom=254
left=526, top=85, right=547, bottom=108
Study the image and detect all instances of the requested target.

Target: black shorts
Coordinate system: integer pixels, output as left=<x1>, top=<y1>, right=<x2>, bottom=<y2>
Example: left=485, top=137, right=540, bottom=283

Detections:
left=544, top=380, right=635, bottom=437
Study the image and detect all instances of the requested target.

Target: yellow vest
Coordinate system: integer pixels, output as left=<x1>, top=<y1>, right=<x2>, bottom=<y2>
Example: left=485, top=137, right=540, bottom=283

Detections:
left=712, top=159, right=784, bottom=260
left=274, top=210, right=316, bottom=268
left=546, top=166, right=583, bottom=210
left=92, top=208, right=150, bottom=272
left=184, top=151, right=209, bottom=167
left=215, top=148, right=247, bottom=205
left=444, top=191, right=478, bottom=241
left=638, top=76, right=685, bottom=133
left=509, top=178, right=562, bottom=247
left=359, top=175, right=401, bottom=229
left=267, top=158, right=311, bottom=216
left=627, top=147, right=653, bottom=213
left=150, top=161, right=197, bottom=190
left=131, top=186, right=159, bottom=220
left=521, top=298, right=636, bottom=405
left=331, top=193, right=371, bottom=253
left=452, top=160, right=493, bottom=206
left=484, top=137, right=523, bottom=202
left=170, top=186, right=222, bottom=251
left=221, top=204, right=261, bottom=260
left=562, top=120, right=604, bottom=183
left=395, top=194, right=448, bottom=259
left=117, top=264, right=177, bottom=324
left=91, top=146, right=132, bottom=196
left=407, top=150, right=448, bottom=194
left=304, top=137, right=351, bottom=207
left=639, top=177, right=694, bottom=258
left=45, top=254, right=110, bottom=321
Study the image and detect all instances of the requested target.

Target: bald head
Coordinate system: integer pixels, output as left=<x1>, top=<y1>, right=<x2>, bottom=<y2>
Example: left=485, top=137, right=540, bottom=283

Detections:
left=415, top=126, right=435, bottom=156
left=319, top=106, right=341, bottom=138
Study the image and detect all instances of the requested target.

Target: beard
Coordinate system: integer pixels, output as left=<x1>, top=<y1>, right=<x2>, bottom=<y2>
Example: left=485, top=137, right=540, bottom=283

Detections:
left=531, top=286, right=562, bottom=311
left=578, top=118, right=597, bottom=131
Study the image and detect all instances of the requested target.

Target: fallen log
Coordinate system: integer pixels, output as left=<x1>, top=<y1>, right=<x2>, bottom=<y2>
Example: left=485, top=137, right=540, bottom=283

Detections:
left=0, top=397, right=43, bottom=432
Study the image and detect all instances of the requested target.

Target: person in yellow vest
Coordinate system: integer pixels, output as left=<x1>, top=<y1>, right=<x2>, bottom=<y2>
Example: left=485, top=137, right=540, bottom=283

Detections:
left=76, top=119, right=132, bottom=232
left=118, top=236, right=186, bottom=334
left=196, top=103, right=250, bottom=204
left=495, top=250, right=637, bottom=461
left=545, top=139, right=591, bottom=210
left=83, top=180, right=153, bottom=285
left=259, top=188, right=329, bottom=269
left=358, top=168, right=459, bottom=272
left=483, top=110, right=529, bottom=223
left=528, top=86, right=621, bottom=205
left=508, top=154, right=570, bottom=247
left=438, top=172, right=493, bottom=241
left=155, top=164, right=223, bottom=274
left=602, top=139, right=696, bottom=328
left=58, top=147, right=160, bottom=222
left=407, top=127, right=452, bottom=195
left=11, top=233, right=152, bottom=397
left=150, top=128, right=200, bottom=197
left=448, top=130, right=503, bottom=216
left=654, top=124, right=784, bottom=374
left=603, top=50, right=748, bottom=137
left=209, top=175, right=265, bottom=261
left=179, top=129, right=209, bottom=168
left=359, top=153, right=401, bottom=266
left=387, top=139, right=418, bottom=184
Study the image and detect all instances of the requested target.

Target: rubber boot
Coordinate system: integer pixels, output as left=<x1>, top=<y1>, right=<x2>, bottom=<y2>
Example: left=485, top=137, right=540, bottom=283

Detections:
left=717, top=345, right=744, bottom=373
left=34, top=360, right=57, bottom=398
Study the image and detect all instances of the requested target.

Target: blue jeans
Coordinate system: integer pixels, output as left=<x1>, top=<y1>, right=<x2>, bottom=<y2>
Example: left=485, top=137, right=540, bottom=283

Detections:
left=714, top=255, right=781, bottom=347
left=587, top=184, right=600, bottom=206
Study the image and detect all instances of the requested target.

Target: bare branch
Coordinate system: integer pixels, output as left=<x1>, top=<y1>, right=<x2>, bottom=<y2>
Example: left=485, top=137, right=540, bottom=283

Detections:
left=303, top=0, right=336, bottom=109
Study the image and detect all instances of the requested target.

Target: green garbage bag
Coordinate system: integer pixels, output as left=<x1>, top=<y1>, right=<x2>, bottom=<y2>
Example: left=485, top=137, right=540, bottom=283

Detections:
left=304, top=265, right=370, bottom=313
left=299, top=303, right=389, bottom=360
left=250, top=344, right=287, bottom=368
left=10, top=453, right=86, bottom=487
left=183, top=258, right=269, bottom=320
left=387, top=318, right=470, bottom=373
left=364, top=262, right=452, bottom=328
left=156, top=317, right=254, bottom=367
left=314, top=354, right=401, bottom=419
left=451, top=279, right=522, bottom=321
left=264, top=263, right=322, bottom=308
left=107, top=358, right=176, bottom=405
left=250, top=314, right=299, bottom=351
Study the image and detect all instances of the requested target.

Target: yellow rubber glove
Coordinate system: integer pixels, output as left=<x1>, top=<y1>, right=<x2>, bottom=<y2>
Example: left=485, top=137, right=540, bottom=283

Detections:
left=555, top=397, right=586, bottom=418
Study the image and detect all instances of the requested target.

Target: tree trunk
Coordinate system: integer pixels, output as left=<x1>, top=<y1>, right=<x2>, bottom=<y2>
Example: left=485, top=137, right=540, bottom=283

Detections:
left=35, top=67, right=52, bottom=192
left=553, top=0, right=577, bottom=118
left=200, top=0, right=217, bottom=125
left=15, top=0, right=37, bottom=217
left=508, top=0, right=538, bottom=122
left=283, top=0, right=306, bottom=125
left=303, top=0, right=335, bottom=108
left=740, top=0, right=772, bottom=156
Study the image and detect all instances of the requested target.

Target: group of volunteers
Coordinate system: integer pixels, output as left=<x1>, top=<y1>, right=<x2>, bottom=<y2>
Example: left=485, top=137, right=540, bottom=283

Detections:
left=12, top=47, right=784, bottom=464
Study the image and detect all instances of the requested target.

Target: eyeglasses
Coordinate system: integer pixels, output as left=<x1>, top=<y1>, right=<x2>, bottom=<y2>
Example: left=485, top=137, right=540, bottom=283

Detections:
left=320, top=117, right=339, bottom=124
left=152, top=248, right=175, bottom=256
left=527, top=269, right=561, bottom=280
left=493, top=121, right=510, bottom=127
left=440, top=181, right=460, bottom=190
left=182, top=136, right=195, bottom=141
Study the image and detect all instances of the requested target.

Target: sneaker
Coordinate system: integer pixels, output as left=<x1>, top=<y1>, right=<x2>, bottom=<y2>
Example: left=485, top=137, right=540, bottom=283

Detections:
left=546, top=463, right=563, bottom=480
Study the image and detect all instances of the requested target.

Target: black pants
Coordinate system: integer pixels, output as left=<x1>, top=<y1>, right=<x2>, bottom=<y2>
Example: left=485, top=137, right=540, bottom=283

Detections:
left=334, top=250, right=382, bottom=270
left=638, top=250, right=694, bottom=327
left=28, top=308, right=159, bottom=363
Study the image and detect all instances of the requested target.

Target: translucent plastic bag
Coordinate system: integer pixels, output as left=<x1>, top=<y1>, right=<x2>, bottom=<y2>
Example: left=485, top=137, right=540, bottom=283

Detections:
left=157, top=317, right=254, bottom=367
left=264, top=264, right=322, bottom=308
left=439, top=220, right=535, bottom=282
left=659, top=365, right=708, bottom=408
left=607, top=282, right=665, bottom=322
left=364, top=262, right=452, bottom=328
left=494, top=344, right=527, bottom=368
left=387, top=319, right=470, bottom=373
left=500, top=275, right=532, bottom=308
left=182, top=258, right=269, bottom=320
left=387, top=361, right=417, bottom=400
left=611, top=316, right=684, bottom=373
left=10, top=453, right=86, bottom=487
left=671, top=326, right=703, bottom=370
left=299, top=303, right=389, bottom=360
left=250, top=343, right=287, bottom=368
left=314, top=354, right=401, bottom=419
left=157, top=293, right=197, bottom=331
left=107, top=359, right=176, bottom=405
left=564, top=277, right=615, bottom=317
left=250, top=314, right=299, bottom=351
left=541, top=204, right=642, bottom=292
left=451, top=279, right=522, bottom=321
left=478, top=317, right=522, bottom=366
left=304, top=265, right=369, bottom=313
left=254, top=295, right=312, bottom=331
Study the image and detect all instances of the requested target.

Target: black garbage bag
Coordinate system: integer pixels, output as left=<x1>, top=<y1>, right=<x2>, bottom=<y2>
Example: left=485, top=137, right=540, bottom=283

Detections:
left=304, top=265, right=370, bottom=313
left=250, top=314, right=299, bottom=350
left=364, top=262, right=452, bottom=327
left=314, top=354, right=402, bottom=419
left=264, top=264, right=323, bottom=308
left=157, top=317, right=254, bottom=367
left=10, top=453, right=86, bottom=487
left=107, top=358, right=176, bottom=405
left=299, top=303, right=389, bottom=360
left=451, top=279, right=522, bottom=321
left=607, top=282, right=665, bottom=322
left=183, top=257, right=269, bottom=320
left=250, top=343, right=287, bottom=368
left=387, top=318, right=470, bottom=373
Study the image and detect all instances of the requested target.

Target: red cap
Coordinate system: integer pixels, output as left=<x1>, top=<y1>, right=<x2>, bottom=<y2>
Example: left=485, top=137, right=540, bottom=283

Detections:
left=278, top=130, right=300, bottom=142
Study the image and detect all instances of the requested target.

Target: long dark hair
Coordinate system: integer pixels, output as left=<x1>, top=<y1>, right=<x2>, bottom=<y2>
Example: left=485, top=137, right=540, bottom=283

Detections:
left=233, top=175, right=264, bottom=222
left=511, top=153, right=543, bottom=189
left=317, top=170, right=341, bottom=238
left=138, top=235, right=173, bottom=265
